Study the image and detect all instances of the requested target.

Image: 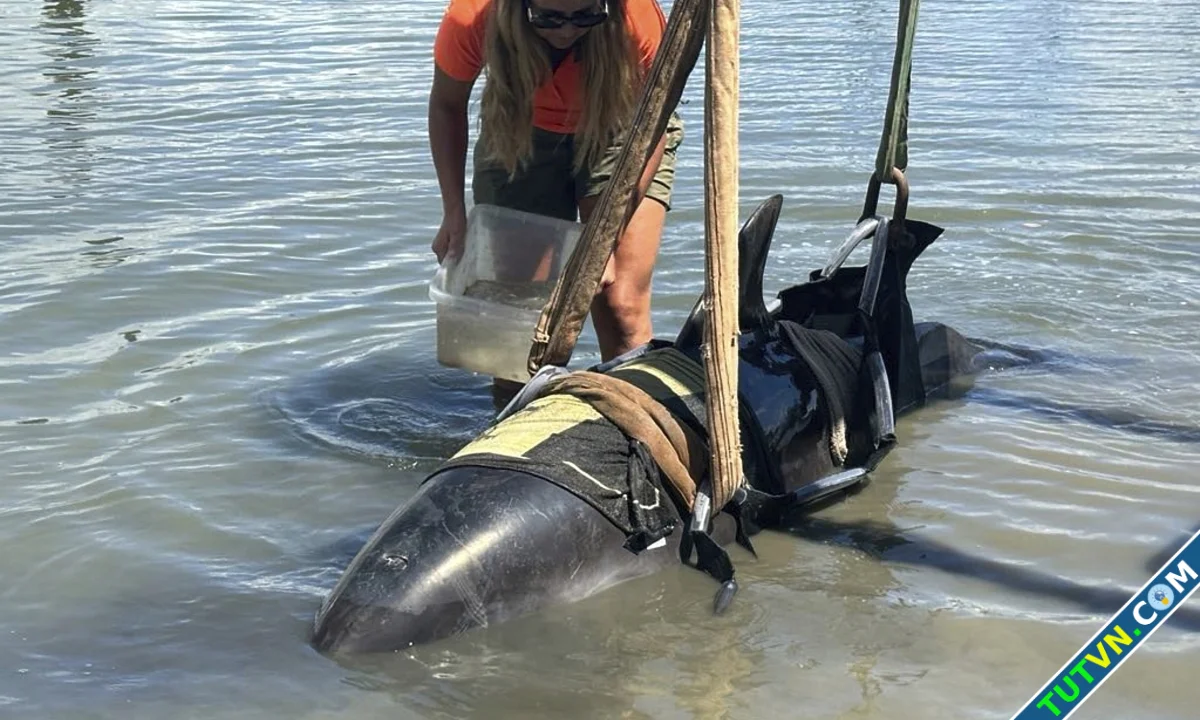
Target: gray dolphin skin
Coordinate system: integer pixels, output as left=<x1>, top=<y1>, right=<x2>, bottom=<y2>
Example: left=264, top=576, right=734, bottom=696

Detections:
left=310, top=195, right=1020, bottom=654
left=310, top=466, right=744, bottom=652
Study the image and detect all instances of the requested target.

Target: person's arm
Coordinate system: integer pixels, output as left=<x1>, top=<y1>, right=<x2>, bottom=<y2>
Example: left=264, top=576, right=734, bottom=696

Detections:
left=428, top=67, right=476, bottom=262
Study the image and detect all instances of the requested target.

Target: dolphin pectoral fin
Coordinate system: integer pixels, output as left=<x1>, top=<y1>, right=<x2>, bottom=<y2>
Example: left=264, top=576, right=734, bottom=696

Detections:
left=675, top=194, right=785, bottom=350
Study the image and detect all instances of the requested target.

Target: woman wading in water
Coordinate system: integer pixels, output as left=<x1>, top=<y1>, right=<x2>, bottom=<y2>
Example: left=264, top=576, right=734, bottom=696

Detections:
left=428, top=0, right=684, bottom=395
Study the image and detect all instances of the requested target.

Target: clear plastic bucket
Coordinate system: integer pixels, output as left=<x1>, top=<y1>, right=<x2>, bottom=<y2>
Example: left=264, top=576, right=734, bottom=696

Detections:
left=430, top=204, right=582, bottom=383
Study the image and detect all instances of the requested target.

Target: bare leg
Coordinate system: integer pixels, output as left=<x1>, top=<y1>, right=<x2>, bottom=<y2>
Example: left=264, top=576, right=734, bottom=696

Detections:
left=578, top=195, right=667, bottom=362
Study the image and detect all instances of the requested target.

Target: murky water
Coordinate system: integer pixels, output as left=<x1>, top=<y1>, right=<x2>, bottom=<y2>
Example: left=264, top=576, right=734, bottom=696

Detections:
left=2, top=0, right=1198, bottom=718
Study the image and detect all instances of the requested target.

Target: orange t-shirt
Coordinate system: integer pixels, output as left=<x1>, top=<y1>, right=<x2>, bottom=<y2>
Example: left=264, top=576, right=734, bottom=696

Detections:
left=433, top=0, right=667, bottom=134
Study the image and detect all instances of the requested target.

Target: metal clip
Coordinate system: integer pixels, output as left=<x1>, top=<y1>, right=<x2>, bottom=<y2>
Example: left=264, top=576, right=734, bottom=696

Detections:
left=690, top=488, right=712, bottom=534
left=860, top=167, right=909, bottom=231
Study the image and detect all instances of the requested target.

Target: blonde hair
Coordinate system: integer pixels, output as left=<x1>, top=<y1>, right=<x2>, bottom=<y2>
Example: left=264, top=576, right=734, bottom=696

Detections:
left=479, top=0, right=640, bottom=177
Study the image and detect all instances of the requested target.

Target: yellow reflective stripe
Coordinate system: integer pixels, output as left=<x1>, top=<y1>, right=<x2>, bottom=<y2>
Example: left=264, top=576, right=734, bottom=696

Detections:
left=610, top=348, right=706, bottom=403
left=450, top=348, right=706, bottom=462
left=450, top=394, right=602, bottom=460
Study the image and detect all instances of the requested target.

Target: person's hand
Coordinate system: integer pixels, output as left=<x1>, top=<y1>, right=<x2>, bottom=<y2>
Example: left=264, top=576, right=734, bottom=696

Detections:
left=432, top=209, right=468, bottom=265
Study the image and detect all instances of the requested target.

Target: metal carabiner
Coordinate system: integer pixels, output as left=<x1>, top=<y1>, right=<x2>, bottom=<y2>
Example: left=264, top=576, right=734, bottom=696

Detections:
left=859, top=166, right=909, bottom=231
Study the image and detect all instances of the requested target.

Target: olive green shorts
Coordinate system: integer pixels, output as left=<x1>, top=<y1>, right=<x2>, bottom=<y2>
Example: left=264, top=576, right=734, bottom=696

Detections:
left=471, top=111, right=685, bottom=223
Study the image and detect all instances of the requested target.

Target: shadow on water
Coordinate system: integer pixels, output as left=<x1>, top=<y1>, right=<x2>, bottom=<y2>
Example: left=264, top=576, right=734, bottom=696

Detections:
left=262, top=349, right=499, bottom=472
left=1143, top=524, right=1200, bottom=574
left=779, top=512, right=1200, bottom=633
left=966, top=386, right=1200, bottom=445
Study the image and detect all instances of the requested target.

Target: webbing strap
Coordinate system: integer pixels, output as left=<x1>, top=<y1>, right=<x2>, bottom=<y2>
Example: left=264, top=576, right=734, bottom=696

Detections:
left=538, top=368, right=745, bottom=610
left=536, top=371, right=707, bottom=513
left=526, top=0, right=709, bottom=376
left=874, top=0, right=920, bottom=181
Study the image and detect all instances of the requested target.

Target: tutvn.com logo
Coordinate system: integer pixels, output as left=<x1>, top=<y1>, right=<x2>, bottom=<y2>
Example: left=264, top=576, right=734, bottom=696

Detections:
left=1009, top=528, right=1200, bottom=719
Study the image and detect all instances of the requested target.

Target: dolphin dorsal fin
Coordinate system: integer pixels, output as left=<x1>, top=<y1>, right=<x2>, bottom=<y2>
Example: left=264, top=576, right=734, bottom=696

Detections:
left=737, top=194, right=783, bottom=330
left=674, top=194, right=784, bottom=350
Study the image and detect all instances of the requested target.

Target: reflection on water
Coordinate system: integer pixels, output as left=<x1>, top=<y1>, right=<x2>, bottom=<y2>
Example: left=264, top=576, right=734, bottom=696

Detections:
left=41, top=0, right=99, bottom=187
left=0, top=0, right=1198, bottom=717
left=79, top=235, right=136, bottom=268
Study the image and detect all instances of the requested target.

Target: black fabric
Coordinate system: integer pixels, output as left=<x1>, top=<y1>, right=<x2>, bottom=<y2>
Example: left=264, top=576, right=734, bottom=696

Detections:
left=433, top=415, right=680, bottom=547
left=680, top=528, right=738, bottom=613
left=623, top=439, right=682, bottom=552
left=432, top=349, right=711, bottom=552
left=776, top=320, right=863, bottom=465
left=776, top=218, right=943, bottom=416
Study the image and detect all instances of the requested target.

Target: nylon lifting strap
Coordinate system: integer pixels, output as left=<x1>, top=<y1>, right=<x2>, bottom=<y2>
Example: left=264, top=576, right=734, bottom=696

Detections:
left=535, top=370, right=707, bottom=514
left=532, top=368, right=748, bottom=612
left=526, top=0, right=710, bottom=377
left=861, top=0, right=919, bottom=225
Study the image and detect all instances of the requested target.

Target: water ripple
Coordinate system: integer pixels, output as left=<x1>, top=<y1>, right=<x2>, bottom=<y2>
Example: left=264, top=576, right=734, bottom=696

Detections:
left=0, top=0, right=1198, bottom=717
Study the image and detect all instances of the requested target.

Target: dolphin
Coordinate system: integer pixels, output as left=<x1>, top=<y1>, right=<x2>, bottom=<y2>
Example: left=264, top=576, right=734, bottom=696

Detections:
left=309, top=195, right=1019, bottom=654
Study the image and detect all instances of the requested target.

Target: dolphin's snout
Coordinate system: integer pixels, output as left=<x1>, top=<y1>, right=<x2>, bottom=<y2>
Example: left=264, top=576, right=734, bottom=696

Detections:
left=311, top=507, right=489, bottom=653
left=311, top=466, right=670, bottom=653
left=311, top=557, right=473, bottom=653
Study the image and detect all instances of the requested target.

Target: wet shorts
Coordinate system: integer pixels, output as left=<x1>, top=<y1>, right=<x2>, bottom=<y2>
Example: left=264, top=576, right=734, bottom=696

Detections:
left=471, top=111, right=685, bottom=223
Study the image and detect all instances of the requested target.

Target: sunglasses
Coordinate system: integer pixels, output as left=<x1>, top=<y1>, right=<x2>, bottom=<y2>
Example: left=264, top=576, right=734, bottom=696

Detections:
left=525, top=0, right=609, bottom=30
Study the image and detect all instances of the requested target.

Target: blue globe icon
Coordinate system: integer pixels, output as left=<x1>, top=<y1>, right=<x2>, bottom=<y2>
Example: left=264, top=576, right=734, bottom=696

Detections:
left=1148, top=583, right=1175, bottom=610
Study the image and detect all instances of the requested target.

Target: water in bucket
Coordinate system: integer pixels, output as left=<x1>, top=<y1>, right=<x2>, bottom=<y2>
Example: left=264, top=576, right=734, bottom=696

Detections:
left=429, top=204, right=583, bottom=383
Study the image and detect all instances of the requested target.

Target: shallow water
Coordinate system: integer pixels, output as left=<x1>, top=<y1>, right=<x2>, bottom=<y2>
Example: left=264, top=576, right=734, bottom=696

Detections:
left=2, top=0, right=1198, bottom=718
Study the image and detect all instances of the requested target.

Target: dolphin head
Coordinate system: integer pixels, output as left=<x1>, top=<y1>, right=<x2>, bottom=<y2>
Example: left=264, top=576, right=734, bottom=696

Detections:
left=311, top=465, right=679, bottom=654
left=310, top=486, right=491, bottom=653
